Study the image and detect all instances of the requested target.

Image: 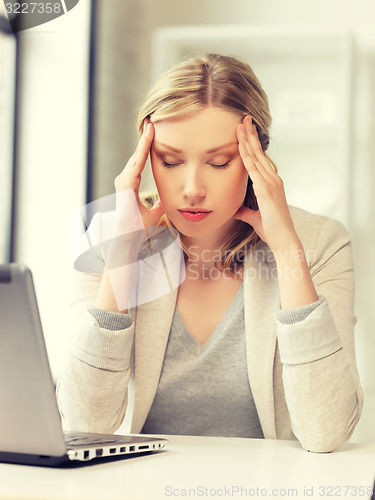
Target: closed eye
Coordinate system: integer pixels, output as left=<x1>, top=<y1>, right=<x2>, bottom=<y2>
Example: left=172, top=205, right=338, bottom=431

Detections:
left=161, top=159, right=230, bottom=169
left=209, top=162, right=230, bottom=169
left=162, top=161, right=182, bottom=168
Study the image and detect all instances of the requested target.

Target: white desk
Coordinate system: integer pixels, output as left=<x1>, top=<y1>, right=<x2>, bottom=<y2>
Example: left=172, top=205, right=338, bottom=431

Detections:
left=0, top=436, right=374, bottom=499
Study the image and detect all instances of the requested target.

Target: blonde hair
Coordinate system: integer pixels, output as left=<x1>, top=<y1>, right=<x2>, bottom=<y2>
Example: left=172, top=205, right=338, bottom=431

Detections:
left=137, top=53, right=276, bottom=276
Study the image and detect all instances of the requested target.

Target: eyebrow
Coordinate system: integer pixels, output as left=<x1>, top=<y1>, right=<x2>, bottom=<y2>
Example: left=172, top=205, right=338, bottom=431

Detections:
left=154, top=141, right=238, bottom=154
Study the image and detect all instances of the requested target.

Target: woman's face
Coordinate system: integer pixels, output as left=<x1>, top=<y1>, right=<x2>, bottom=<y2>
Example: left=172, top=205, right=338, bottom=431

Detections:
left=150, top=107, right=249, bottom=245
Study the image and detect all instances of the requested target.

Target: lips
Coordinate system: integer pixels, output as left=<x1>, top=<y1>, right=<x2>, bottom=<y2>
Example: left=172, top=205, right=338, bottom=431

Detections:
left=178, top=209, right=212, bottom=222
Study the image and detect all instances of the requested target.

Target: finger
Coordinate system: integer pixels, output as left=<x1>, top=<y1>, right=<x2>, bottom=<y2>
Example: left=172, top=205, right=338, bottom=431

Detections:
left=239, top=117, right=270, bottom=172
left=136, top=122, right=154, bottom=165
left=238, top=140, right=263, bottom=180
left=241, top=119, right=275, bottom=182
left=243, top=117, right=277, bottom=177
left=240, top=140, right=285, bottom=202
left=142, top=116, right=150, bottom=132
left=236, top=119, right=248, bottom=144
left=128, top=123, right=155, bottom=176
left=115, top=123, right=154, bottom=192
left=249, top=132, right=275, bottom=177
left=244, top=141, right=274, bottom=183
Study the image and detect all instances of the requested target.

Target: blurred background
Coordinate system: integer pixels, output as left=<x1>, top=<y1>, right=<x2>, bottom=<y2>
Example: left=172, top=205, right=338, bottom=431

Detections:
left=0, top=0, right=374, bottom=442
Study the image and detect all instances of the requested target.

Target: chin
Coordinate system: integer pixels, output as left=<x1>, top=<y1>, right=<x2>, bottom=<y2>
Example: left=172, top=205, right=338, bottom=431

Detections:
left=170, top=219, right=209, bottom=239
left=173, top=223, right=205, bottom=238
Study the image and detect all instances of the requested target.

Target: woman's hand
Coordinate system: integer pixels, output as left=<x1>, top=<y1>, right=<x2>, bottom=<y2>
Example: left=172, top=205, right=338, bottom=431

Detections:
left=114, top=120, right=164, bottom=231
left=96, top=120, right=165, bottom=313
left=234, top=115, right=299, bottom=254
left=235, top=116, right=319, bottom=309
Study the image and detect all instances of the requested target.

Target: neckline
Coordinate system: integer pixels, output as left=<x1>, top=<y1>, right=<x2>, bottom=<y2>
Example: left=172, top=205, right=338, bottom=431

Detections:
left=174, top=281, right=244, bottom=350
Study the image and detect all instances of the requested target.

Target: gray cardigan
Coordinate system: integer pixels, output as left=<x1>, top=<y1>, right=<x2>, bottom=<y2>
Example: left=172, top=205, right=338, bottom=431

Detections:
left=56, top=206, right=364, bottom=452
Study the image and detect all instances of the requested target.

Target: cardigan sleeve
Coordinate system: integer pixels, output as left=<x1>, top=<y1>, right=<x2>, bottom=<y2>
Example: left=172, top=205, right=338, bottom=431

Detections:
left=56, top=269, right=135, bottom=433
left=56, top=207, right=137, bottom=437
left=275, top=217, right=364, bottom=453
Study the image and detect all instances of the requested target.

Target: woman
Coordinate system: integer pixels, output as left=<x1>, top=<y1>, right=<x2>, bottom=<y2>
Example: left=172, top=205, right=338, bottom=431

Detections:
left=57, top=53, right=363, bottom=452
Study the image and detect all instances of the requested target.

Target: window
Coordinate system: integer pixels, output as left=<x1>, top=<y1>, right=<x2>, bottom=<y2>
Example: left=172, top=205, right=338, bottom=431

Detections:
left=0, top=10, right=17, bottom=262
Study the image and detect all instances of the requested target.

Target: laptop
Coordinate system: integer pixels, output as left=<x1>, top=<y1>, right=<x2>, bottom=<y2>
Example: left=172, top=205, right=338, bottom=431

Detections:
left=0, top=263, right=168, bottom=466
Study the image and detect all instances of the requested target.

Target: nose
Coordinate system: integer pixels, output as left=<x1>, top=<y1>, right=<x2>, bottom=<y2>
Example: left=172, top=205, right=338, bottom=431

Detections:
left=182, top=165, right=206, bottom=201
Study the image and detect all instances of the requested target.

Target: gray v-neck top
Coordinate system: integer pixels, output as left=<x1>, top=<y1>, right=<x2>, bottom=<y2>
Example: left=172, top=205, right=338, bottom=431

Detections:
left=142, top=283, right=264, bottom=438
